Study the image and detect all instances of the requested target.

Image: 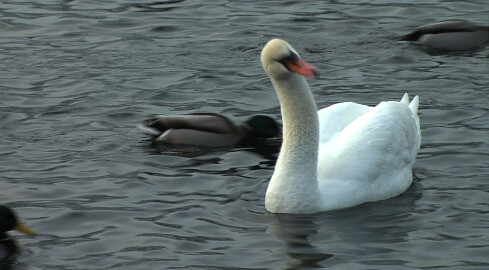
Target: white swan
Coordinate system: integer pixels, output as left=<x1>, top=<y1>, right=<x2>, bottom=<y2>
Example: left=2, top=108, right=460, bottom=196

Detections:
left=261, top=39, right=421, bottom=214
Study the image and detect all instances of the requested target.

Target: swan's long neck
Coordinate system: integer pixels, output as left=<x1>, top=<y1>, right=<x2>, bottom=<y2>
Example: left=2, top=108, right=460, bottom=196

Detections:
left=265, top=73, right=321, bottom=213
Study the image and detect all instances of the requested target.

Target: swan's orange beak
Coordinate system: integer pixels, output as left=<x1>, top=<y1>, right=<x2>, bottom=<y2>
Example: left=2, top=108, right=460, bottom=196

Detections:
left=284, top=58, right=320, bottom=79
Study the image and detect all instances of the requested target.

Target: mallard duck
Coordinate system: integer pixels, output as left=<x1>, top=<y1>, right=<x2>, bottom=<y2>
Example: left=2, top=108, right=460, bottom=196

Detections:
left=261, top=39, right=420, bottom=214
left=401, top=19, right=489, bottom=51
left=0, top=206, right=36, bottom=262
left=139, top=113, right=280, bottom=147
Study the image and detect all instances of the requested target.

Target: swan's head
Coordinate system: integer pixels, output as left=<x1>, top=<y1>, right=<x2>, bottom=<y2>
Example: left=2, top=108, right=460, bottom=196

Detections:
left=261, top=39, right=319, bottom=80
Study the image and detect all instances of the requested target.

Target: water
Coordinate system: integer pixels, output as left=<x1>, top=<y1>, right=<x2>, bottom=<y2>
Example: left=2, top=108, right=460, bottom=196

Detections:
left=1, top=0, right=488, bottom=269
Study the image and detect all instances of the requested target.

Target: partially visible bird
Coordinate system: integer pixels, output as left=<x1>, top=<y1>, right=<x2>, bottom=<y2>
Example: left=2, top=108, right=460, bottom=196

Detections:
left=139, top=113, right=281, bottom=147
left=0, top=206, right=36, bottom=262
left=401, top=19, right=489, bottom=51
left=260, top=39, right=421, bottom=214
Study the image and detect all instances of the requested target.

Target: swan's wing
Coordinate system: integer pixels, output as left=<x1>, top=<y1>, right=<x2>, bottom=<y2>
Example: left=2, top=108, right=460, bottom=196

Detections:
left=317, top=102, right=371, bottom=145
left=317, top=100, right=420, bottom=207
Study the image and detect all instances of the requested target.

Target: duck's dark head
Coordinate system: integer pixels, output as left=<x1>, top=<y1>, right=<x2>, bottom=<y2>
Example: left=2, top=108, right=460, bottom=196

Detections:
left=0, top=206, right=36, bottom=236
left=245, top=115, right=281, bottom=139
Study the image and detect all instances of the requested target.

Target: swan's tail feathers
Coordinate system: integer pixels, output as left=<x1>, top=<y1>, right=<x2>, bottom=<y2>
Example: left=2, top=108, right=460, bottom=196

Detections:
left=400, top=93, right=410, bottom=105
left=400, top=93, right=421, bottom=148
left=407, top=95, right=421, bottom=149
left=409, top=95, right=419, bottom=114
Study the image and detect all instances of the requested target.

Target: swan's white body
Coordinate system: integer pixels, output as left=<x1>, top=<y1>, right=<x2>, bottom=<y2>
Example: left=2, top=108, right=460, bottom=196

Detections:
left=261, top=39, right=421, bottom=214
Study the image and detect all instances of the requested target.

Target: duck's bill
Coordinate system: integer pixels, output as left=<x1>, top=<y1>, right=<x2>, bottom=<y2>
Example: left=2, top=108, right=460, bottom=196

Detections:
left=15, top=222, right=36, bottom=235
left=285, top=58, right=320, bottom=79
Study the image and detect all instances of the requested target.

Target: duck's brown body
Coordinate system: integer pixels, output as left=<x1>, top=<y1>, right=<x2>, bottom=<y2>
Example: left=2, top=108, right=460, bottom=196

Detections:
left=402, top=20, right=489, bottom=51
left=140, top=113, right=280, bottom=147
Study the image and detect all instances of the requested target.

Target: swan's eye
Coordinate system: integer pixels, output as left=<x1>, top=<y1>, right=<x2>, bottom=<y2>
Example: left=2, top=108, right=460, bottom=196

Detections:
left=278, top=51, right=300, bottom=71
left=275, top=50, right=319, bottom=79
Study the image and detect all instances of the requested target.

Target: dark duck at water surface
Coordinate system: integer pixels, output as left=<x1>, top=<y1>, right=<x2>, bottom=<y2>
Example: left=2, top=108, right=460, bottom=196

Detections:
left=139, top=113, right=281, bottom=147
left=401, top=19, right=489, bottom=51
left=0, top=206, right=36, bottom=263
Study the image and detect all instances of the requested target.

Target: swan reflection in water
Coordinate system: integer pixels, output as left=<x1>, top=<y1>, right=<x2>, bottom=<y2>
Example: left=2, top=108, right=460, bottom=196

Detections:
left=266, top=180, right=423, bottom=269
left=267, top=214, right=332, bottom=269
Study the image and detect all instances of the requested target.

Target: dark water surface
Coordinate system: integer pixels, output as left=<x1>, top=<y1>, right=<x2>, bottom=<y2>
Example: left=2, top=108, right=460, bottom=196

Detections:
left=1, top=1, right=488, bottom=269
